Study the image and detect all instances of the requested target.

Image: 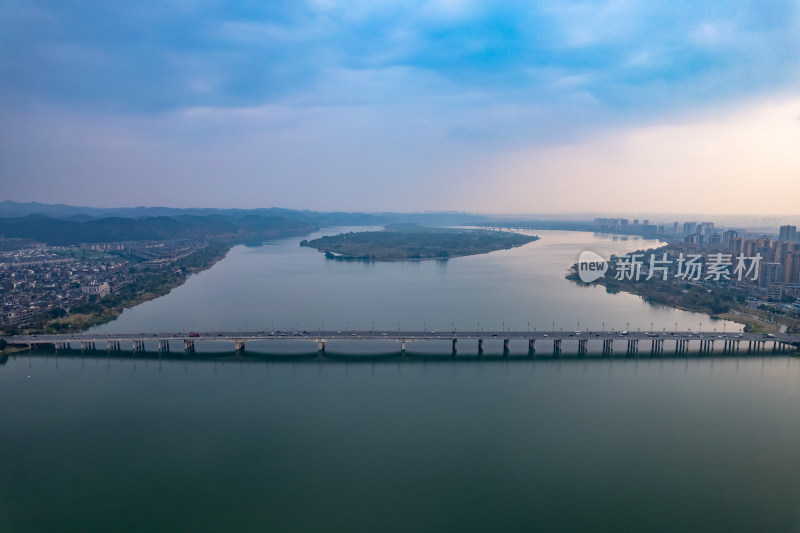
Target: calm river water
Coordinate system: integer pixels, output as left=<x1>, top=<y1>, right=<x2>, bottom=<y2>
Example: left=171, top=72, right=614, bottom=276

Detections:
left=3, top=230, right=798, bottom=532
left=88, top=229, right=739, bottom=338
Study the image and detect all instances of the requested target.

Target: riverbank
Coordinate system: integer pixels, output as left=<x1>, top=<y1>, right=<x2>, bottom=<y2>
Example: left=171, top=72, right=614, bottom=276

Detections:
left=6, top=241, right=233, bottom=335
left=77, top=240, right=234, bottom=331
left=567, top=266, right=794, bottom=334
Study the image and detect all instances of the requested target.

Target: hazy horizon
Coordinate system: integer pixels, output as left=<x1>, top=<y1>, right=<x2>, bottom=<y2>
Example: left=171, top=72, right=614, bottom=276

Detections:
left=3, top=199, right=800, bottom=231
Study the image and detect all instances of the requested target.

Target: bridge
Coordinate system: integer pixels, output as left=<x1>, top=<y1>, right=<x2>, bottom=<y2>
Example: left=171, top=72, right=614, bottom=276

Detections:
left=4, top=330, right=799, bottom=358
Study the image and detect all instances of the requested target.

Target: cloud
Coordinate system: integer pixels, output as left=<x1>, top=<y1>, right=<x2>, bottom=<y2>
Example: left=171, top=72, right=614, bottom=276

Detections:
left=473, top=96, right=800, bottom=215
left=1, top=1, right=799, bottom=212
left=3, top=1, right=797, bottom=116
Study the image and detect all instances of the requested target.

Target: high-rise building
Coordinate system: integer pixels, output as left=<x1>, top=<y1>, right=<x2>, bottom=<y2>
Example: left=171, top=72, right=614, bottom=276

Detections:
left=685, top=233, right=703, bottom=245
left=722, top=230, right=738, bottom=245
left=761, top=263, right=784, bottom=288
left=683, top=222, right=697, bottom=236
left=779, top=225, right=797, bottom=242
left=757, top=238, right=773, bottom=262
left=701, top=222, right=715, bottom=237
left=785, top=252, right=800, bottom=284
left=774, top=241, right=792, bottom=263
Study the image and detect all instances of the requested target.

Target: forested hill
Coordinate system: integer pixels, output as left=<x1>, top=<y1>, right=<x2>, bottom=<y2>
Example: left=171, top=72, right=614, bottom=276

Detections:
left=0, top=201, right=487, bottom=227
left=0, top=214, right=316, bottom=245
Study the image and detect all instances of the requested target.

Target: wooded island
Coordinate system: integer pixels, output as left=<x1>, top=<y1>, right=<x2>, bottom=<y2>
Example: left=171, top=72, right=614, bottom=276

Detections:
left=301, top=225, right=538, bottom=261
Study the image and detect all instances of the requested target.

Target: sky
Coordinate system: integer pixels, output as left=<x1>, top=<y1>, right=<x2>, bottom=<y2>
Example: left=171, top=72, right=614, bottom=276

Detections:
left=1, top=0, right=799, bottom=215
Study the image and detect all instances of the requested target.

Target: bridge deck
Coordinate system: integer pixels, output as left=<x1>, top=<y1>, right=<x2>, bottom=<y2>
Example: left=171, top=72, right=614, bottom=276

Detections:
left=4, top=330, right=798, bottom=345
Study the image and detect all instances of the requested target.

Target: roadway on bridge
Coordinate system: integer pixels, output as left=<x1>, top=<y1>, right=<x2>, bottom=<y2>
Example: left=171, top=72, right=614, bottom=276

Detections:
left=4, top=330, right=798, bottom=344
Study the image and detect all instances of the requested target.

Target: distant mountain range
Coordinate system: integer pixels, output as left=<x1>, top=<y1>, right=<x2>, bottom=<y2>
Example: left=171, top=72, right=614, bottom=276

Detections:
left=0, top=201, right=487, bottom=227
left=0, top=213, right=316, bottom=246
left=0, top=201, right=490, bottom=246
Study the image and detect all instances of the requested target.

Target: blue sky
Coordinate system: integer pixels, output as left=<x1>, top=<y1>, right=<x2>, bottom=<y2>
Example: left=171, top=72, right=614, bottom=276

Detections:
left=1, top=1, right=799, bottom=214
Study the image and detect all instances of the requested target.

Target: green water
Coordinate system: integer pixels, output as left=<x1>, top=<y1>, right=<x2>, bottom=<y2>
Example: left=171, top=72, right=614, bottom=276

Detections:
left=2, top=355, right=799, bottom=532
left=87, top=229, right=740, bottom=335
left=4, top=229, right=794, bottom=531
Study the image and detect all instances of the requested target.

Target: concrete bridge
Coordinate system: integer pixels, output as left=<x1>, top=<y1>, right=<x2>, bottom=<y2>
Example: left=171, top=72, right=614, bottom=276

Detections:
left=4, top=330, right=799, bottom=358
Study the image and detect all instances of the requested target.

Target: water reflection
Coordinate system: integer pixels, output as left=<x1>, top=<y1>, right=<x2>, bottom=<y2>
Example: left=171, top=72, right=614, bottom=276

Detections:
left=87, top=229, right=742, bottom=335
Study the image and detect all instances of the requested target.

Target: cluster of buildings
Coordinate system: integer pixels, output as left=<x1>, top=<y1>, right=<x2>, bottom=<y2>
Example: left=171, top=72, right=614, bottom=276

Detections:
left=603, top=220, right=800, bottom=306
left=595, top=218, right=800, bottom=247
left=594, top=217, right=735, bottom=244
left=86, top=240, right=204, bottom=263
left=594, top=218, right=666, bottom=236
left=0, top=240, right=206, bottom=329
left=729, top=227, right=800, bottom=294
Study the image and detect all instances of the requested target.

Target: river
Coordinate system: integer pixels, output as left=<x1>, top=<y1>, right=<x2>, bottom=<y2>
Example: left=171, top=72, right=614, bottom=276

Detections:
left=88, top=228, right=739, bottom=340
left=3, top=229, right=799, bottom=532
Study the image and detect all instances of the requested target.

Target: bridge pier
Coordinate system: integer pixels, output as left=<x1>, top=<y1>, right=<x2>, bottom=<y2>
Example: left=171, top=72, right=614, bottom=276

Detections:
left=234, top=340, right=245, bottom=352
left=131, top=340, right=145, bottom=352
left=158, top=339, right=170, bottom=353
left=318, top=340, right=325, bottom=353
left=503, top=339, right=510, bottom=357
left=650, top=339, right=663, bottom=355
left=721, top=339, right=740, bottom=355
left=626, top=339, right=638, bottom=356
left=478, top=338, right=484, bottom=356
left=602, top=339, right=613, bottom=357
left=553, top=339, right=561, bottom=357
left=577, top=339, right=587, bottom=358
left=528, top=339, right=536, bottom=357
left=183, top=339, right=195, bottom=353
left=451, top=338, right=457, bottom=356
left=400, top=340, right=406, bottom=354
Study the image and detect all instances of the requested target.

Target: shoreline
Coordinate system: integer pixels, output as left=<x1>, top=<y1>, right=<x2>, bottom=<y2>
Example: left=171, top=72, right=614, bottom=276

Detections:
left=75, top=241, right=234, bottom=332
left=302, top=227, right=539, bottom=262
left=563, top=237, right=773, bottom=333
left=5, top=241, right=234, bottom=336
left=566, top=273, right=784, bottom=334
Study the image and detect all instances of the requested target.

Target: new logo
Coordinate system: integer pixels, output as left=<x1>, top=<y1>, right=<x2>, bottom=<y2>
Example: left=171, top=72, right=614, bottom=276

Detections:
left=577, top=251, right=608, bottom=283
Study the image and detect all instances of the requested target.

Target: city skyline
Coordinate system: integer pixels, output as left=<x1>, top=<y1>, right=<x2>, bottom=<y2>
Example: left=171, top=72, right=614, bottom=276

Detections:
left=1, top=1, right=799, bottom=214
